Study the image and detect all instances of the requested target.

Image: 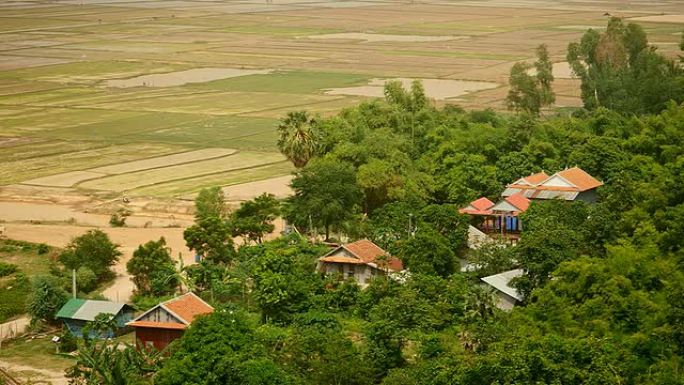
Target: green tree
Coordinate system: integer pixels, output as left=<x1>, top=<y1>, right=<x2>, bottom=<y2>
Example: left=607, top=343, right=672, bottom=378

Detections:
left=194, top=186, right=227, bottom=221
left=127, top=237, right=177, bottom=296
left=284, top=157, right=362, bottom=240
left=506, top=44, right=555, bottom=115
left=567, top=17, right=684, bottom=114
left=26, top=275, right=68, bottom=325
left=184, top=217, right=236, bottom=264
left=156, top=310, right=295, bottom=385
left=277, top=110, right=320, bottom=168
left=231, top=193, right=281, bottom=244
left=58, top=230, right=122, bottom=281
left=398, top=230, right=456, bottom=277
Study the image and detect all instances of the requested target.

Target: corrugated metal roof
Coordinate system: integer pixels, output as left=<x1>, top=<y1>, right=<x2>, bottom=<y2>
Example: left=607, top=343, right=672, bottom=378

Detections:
left=481, top=269, right=524, bottom=301
left=62, top=300, right=128, bottom=322
left=56, top=298, right=86, bottom=319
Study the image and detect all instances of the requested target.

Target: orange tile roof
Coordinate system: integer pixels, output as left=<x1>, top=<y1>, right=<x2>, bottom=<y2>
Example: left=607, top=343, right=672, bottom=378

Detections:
left=128, top=321, right=187, bottom=330
left=505, top=193, right=530, bottom=212
left=471, top=197, right=495, bottom=211
left=322, top=239, right=403, bottom=272
left=344, top=240, right=385, bottom=263
left=320, top=256, right=367, bottom=264
left=556, top=167, right=603, bottom=191
left=523, top=171, right=549, bottom=185
left=459, top=197, right=494, bottom=216
left=164, top=293, right=214, bottom=324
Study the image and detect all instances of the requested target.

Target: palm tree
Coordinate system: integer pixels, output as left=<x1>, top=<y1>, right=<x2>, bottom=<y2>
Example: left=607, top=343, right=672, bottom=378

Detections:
left=277, top=111, right=319, bottom=168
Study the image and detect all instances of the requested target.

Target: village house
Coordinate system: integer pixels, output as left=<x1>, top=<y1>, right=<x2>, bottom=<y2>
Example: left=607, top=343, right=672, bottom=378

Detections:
left=502, top=167, right=603, bottom=203
left=56, top=299, right=134, bottom=338
left=127, top=292, right=213, bottom=351
left=480, top=269, right=524, bottom=310
left=460, top=193, right=531, bottom=243
left=460, top=167, right=602, bottom=244
left=317, top=239, right=403, bottom=287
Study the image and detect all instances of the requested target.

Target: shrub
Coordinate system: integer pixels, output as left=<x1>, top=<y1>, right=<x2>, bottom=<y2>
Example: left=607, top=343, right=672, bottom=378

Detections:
left=76, top=267, right=98, bottom=293
left=37, top=243, right=49, bottom=254
left=26, top=275, right=69, bottom=325
left=59, top=329, right=78, bottom=353
left=109, top=208, right=132, bottom=227
left=0, top=262, right=18, bottom=277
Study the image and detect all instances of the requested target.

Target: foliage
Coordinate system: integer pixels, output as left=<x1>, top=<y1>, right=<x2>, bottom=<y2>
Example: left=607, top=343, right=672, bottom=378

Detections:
left=76, top=266, right=98, bottom=293
left=284, top=157, right=362, bottom=240
left=506, top=44, right=556, bottom=115
left=184, top=217, right=236, bottom=264
left=0, top=273, right=30, bottom=323
left=194, top=186, right=227, bottom=221
left=0, top=262, right=18, bottom=277
left=26, top=275, right=68, bottom=325
left=66, top=338, right=163, bottom=385
left=156, top=310, right=296, bottom=385
left=567, top=17, right=684, bottom=114
left=127, top=237, right=177, bottom=296
left=231, top=193, right=281, bottom=244
left=277, top=110, right=321, bottom=168
left=58, top=230, right=121, bottom=281
left=109, top=208, right=132, bottom=227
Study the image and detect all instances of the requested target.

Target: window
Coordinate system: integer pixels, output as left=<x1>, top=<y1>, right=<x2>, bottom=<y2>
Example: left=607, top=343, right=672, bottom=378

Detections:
left=347, top=265, right=355, bottom=279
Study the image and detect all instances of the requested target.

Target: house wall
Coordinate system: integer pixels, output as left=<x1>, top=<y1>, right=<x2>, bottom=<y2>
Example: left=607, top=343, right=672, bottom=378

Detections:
left=575, top=189, right=599, bottom=203
left=135, top=327, right=184, bottom=352
left=138, top=307, right=182, bottom=324
left=62, top=309, right=134, bottom=339
left=320, top=262, right=382, bottom=287
left=494, top=292, right=519, bottom=311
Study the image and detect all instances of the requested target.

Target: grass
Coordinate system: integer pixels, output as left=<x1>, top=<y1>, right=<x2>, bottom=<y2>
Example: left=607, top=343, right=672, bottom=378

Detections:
left=138, top=161, right=294, bottom=198
left=78, top=151, right=286, bottom=192
left=189, top=70, right=371, bottom=94
left=0, top=239, right=56, bottom=278
left=0, top=336, right=74, bottom=372
left=1, top=142, right=183, bottom=184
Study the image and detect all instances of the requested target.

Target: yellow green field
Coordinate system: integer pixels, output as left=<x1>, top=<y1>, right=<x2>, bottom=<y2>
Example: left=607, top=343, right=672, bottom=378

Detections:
left=1, top=0, right=682, bottom=199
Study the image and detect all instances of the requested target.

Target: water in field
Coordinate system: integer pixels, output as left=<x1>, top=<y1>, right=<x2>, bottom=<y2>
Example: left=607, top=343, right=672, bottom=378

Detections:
left=325, top=78, right=498, bottom=100
left=106, top=68, right=272, bottom=88
left=307, top=32, right=466, bottom=43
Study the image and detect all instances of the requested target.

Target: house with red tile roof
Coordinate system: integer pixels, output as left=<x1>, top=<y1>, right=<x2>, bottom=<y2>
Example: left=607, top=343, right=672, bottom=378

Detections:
left=460, top=193, right=531, bottom=243
left=317, top=239, right=403, bottom=287
left=502, top=167, right=603, bottom=202
left=127, top=292, right=213, bottom=351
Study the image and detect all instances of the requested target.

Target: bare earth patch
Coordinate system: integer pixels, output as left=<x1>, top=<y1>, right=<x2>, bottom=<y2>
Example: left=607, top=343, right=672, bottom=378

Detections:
left=307, top=32, right=467, bottom=43
left=105, top=68, right=273, bottom=88
left=221, top=175, right=294, bottom=202
left=326, top=78, right=499, bottom=100
left=629, top=14, right=684, bottom=23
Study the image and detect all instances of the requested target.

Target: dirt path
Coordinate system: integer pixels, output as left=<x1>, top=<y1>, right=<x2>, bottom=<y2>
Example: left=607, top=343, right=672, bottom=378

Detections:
left=4, top=224, right=190, bottom=303
left=0, top=361, right=67, bottom=385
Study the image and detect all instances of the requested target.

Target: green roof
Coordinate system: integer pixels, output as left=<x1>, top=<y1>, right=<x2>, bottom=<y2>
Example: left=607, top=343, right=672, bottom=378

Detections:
left=56, top=298, right=86, bottom=319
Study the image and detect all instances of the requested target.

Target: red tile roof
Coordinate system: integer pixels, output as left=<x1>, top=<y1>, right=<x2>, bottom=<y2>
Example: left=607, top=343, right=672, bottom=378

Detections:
left=128, top=321, right=187, bottom=330
left=556, top=167, right=603, bottom=191
left=505, top=193, right=530, bottom=212
left=321, top=239, right=403, bottom=272
left=164, top=293, right=214, bottom=324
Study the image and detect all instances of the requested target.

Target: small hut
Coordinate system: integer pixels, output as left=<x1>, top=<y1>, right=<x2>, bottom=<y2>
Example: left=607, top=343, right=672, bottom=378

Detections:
left=56, top=299, right=134, bottom=338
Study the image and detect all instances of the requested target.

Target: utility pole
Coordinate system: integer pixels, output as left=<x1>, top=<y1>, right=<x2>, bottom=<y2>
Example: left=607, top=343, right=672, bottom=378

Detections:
left=72, top=269, right=77, bottom=298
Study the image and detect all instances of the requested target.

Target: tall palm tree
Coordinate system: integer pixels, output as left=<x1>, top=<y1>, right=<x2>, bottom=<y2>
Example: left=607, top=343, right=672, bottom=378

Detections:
left=277, top=111, right=319, bottom=168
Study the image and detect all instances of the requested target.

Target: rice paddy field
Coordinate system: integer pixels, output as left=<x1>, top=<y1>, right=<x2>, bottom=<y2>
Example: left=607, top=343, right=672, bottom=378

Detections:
left=1, top=0, right=683, bottom=200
